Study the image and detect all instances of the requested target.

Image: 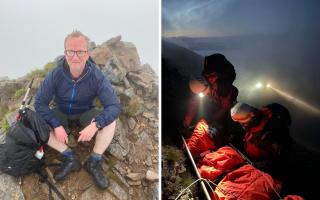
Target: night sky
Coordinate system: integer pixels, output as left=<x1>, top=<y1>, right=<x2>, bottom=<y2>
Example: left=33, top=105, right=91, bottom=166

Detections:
left=163, top=0, right=320, bottom=37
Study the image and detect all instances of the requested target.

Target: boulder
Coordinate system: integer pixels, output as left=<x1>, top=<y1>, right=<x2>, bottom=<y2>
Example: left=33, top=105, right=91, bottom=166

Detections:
left=90, top=47, right=113, bottom=66
left=0, top=174, right=24, bottom=200
left=107, top=120, right=130, bottom=160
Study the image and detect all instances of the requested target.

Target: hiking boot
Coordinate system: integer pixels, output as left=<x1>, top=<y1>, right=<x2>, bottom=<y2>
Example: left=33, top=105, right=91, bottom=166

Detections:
left=53, top=154, right=81, bottom=181
left=84, top=156, right=109, bottom=189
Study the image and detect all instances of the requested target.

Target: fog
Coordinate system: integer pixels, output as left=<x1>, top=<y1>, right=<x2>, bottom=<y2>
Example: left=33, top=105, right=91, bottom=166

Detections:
left=164, top=36, right=320, bottom=152
left=0, top=0, right=159, bottom=79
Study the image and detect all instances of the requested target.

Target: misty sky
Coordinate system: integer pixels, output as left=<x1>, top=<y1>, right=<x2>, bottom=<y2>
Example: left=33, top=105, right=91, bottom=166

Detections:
left=0, top=0, right=159, bottom=79
left=163, top=0, right=320, bottom=37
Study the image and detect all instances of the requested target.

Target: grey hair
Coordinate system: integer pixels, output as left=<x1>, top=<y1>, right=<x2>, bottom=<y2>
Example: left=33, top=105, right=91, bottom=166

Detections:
left=64, top=30, right=90, bottom=50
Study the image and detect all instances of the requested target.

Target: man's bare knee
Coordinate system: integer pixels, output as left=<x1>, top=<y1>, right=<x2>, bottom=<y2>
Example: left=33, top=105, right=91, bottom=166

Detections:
left=93, top=120, right=117, bottom=154
left=99, top=121, right=116, bottom=136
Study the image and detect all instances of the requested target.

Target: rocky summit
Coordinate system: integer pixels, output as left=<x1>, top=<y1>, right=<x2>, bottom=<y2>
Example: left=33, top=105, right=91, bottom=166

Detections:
left=0, top=35, right=158, bottom=200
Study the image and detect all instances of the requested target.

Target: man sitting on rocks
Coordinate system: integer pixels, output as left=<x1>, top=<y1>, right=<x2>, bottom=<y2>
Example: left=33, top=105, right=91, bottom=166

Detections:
left=34, top=30, right=121, bottom=189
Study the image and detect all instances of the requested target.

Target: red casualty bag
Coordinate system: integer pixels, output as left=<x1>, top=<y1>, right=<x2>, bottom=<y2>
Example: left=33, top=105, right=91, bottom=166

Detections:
left=283, top=195, right=304, bottom=200
left=186, top=119, right=216, bottom=157
left=199, top=146, right=245, bottom=181
left=212, top=164, right=281, bottom=200
left=196, top=146, right=282, bottom=200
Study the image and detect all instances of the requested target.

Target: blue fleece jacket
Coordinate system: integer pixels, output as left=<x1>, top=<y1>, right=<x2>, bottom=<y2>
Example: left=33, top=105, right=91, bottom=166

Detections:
left=34, top=57, right=121, bottom=129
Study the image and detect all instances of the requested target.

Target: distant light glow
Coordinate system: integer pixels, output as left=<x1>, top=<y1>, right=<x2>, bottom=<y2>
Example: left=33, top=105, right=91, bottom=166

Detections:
left=266, top=83, right=271, bottom=88
left=268, top=85, right=320, bottom=116
left=255, top=82, right=263, bottom=89
left=199, top=92, right=204, bottom=98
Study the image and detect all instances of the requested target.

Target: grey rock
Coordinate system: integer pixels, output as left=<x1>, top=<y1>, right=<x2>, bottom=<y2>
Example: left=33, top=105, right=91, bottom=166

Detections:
left=108, top=178, right=129, bottom=200
left=177, top=165, right=187, bottom=174
left=127, top=71, right=153, bottom=92
left=148, top=183, right=159, bottom=200
left=105, top=35, right=122, bottom=47
left=126, top=173, right=144, bottom=181
left=114, top=163, right=127, bottom=175
left=136, top=89, right=143, bottom=96
left=0, top=173, right=24, bottom=200
left=146, top=156, right=153, bottom=167
left=123, top=77, right=131, bottom=88
left=146, top=143, right=154, bottom=151
left=142, top=180, right=148, bottom=187
left=152, top=121, right=159, bottom=129
left=176, top=188, right=193, bottom=200
left=0, top=81, right=24, bottom=105
left=145, top=170, right=159, bottom=182
left=127, top=180, right=141, bottom=186
left=138, top=64, right=156, bottom=75
left=90, top=46, right=113, bottom=65
left=129, top=188, right=134, bottom=195
left=102, top=56, right=127, bottom=85
left=111, top=168, right=130, bottom=188
left=137, top=131, right=154, bottom=151
left=142, top=112, right=155, bottom=120
left=124, top=88, right=135, bottom=99
left=6, top=111, right=18, bottom=126
left=151, top=82, right=159, bottom=99
left=127, top=118, right=136, bottom=130
left=124, top=97, right=144, bottom=117
left=113, top=85, right=125, bottom=95
left=128, top=156, right=135, bottom=165
left=88, top=41, right=96, bottom=51
left=144, top=102, right=154, bottom=110
left=107, top=120, right=129, bottom=160
left=0, top=190, right=13, bottom=200
left=107, top=41, right=141, bottom=72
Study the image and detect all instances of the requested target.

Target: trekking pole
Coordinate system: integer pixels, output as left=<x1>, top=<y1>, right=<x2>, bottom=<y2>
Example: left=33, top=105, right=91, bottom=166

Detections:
left=26, top=96, right=33, bottom=107
left=19, top=78, right=34, bottom=110
left=181, top=135, right=211, bottom=200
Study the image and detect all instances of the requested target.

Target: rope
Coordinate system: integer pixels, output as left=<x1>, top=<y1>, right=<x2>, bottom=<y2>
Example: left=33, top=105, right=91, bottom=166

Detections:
left=174, top=178, right=215, bottom=200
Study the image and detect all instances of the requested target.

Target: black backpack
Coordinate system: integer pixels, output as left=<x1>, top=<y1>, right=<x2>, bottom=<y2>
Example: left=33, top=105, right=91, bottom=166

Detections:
left=0, top=79, right=65, bottom=200
left=0, top=108, right=65, bottom=200
left=0, top=108, right=50, bottom=176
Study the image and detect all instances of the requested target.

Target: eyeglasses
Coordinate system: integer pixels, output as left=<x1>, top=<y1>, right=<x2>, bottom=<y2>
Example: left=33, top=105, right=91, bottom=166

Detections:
left=65, top=50, right=88, bottom=57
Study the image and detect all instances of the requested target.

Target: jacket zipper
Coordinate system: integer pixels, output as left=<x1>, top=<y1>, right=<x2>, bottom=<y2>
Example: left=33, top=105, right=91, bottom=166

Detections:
left=68, top=81, right=76, bottom=114
left=67, top=69, right=90, bottom=114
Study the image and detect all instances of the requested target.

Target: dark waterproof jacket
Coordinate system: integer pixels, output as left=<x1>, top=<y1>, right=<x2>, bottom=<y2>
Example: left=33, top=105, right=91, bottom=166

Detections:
left=34, top=57, right=121, bottom=129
